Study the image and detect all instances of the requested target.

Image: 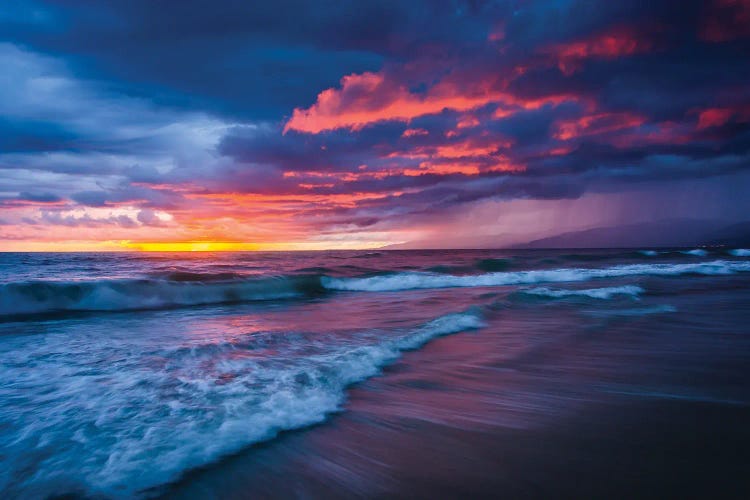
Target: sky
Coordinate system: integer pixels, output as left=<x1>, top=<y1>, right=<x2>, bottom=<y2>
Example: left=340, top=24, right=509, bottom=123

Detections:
left=0, top=0, right=749, bottom=251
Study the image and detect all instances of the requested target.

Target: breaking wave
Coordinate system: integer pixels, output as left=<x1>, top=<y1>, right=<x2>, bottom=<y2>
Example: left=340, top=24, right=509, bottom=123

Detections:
left=583, top=304, right=678, bottom=317
left=681, top=249, right=709, bottom=256
left=520, top=285, right=644, bottom=300
left=322, top=260, right=750, bottom=292
left=0, top=275, right=323, bottom=317
left=0, top=310, right=484, bottom=497
left=2, top=260, right=749, bottom=318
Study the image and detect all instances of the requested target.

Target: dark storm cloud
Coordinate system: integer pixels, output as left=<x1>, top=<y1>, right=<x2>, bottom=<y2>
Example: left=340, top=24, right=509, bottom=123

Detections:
left=17, top=192, right=62, bottom=203
left=0, top=119, right=80, bottom=153
left=0, top=0, right=749, bottom=243
left=2, top=0, right=500, bottom=120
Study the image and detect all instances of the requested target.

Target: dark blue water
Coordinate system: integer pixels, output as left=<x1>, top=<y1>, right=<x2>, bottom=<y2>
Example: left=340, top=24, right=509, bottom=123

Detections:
left=1, top=248, right=749, bottom=498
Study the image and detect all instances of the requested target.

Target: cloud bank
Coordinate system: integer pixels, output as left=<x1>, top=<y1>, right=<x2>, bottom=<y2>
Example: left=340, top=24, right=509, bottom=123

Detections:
left=1, top=0, right=749, bottom=249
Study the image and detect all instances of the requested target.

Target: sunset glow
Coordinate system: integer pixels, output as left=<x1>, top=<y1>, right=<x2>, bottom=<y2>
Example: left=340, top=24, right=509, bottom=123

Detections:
left=2, top=3, right=750, bottom=498
left=1, top=1, right=749, bottom=251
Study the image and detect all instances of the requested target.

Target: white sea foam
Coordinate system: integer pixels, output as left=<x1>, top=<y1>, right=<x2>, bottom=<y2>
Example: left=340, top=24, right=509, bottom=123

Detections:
left=2, top=259, right=747, bottom=318
left=0, top=310, right=484, bottom=497
left=681, top=249, right=709, bottom=256
left=729, top=249, right=750, bottom=257
left=584, top=304, right=677, bottom=316
left=322, top=260, right=750, bottom=293
left=522, top=285, right=644, bottom=299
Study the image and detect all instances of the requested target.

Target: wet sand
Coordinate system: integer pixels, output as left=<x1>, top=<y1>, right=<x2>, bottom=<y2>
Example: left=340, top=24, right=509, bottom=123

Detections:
left=160, top=285, right=750, bottom=499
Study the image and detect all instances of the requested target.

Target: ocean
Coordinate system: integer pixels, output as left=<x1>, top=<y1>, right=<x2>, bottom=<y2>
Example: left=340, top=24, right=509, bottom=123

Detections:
left=1, top=249, right=749, bottom=498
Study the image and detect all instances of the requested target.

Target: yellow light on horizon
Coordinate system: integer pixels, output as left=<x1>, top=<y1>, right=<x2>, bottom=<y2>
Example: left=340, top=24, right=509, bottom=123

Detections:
left=122, top=241, right=268, bottom=252
left=119, top=240, right=391, bottom=252
left=0, top=239, right=398, bottom=252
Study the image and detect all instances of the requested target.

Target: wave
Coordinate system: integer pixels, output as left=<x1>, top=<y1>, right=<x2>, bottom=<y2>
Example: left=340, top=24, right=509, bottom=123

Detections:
left=729, top=248, right=750, bottom=257
left=0, top=310, right=484, bottom=497
left=681, top=249, right=709, bottom=256
left=0, top=275, right=324, bottom=317
left=474, top=258, right=512, bottom=272
left=321, top=260, right=750, bottom=292
left=3, top=259, right=748, bottom=318
left=638, top=250, right=659, bottom=256
left=584, top=304, right=677, bottom=316
left=150, top=271, right=248, bottom=282
left=520, top=285, right=644, bottom=300
left=352, top=251, right=383, bottom=258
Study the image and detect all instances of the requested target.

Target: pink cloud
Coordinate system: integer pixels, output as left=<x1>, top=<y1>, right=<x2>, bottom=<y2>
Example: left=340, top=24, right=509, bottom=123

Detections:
left=542, top=26, right=654, bottom=75
left=284, top=69, right=585, bottom=134
left=553, top=112, right=647, bottom=141
left=284, top=71, right=509, bottom=134
left=401, top=128, right=429, bottom=138
left=695, top=106, right=750, bottom=129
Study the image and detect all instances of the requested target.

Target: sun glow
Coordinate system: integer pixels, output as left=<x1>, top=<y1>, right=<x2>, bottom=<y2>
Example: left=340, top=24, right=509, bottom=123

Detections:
left=123, top=241, right=266, bottom=252
left=0, top=237, right=398, bottom=252
left=119, top=240, right=390, bottom=252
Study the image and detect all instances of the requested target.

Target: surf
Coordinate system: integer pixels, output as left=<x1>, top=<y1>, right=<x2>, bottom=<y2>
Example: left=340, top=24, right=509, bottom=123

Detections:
left=0, top=309, right=484, bottom=497
left=518, top=285, right=644, bottom=300
left=0, top=275, right=325, bottom=318
left=321, top=260, right=750, bottom=293
left=2, top=259, right=750, bottom=318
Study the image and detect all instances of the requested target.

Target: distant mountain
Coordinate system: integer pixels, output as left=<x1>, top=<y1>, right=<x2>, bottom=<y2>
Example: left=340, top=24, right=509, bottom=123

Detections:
left=382, top=219, right=750, bottom=250
left=515, top=219, right=738, bottom=249
left=382, top=234, right=521, bottom=250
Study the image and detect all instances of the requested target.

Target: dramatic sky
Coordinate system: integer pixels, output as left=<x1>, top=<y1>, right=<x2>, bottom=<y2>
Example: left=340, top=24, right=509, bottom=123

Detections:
left=1, top=0, right=749, bottom=250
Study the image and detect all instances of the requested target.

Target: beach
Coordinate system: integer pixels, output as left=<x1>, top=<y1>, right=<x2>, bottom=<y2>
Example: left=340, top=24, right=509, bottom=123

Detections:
left=0, top=249, right=749, bottom=498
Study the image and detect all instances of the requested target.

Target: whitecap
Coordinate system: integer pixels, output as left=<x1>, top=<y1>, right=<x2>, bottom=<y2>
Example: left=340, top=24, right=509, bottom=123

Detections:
left=322, top=260, right=750, bottom=293
left=584, top=304, right=677, bottom=317
left=521, top=285, right=644, bottom=300
left=0, top=310, right=484, bottom=497
left=681, top=249, right=708, bottom=256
